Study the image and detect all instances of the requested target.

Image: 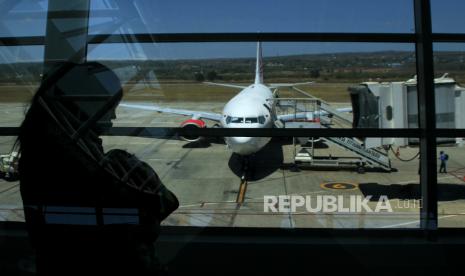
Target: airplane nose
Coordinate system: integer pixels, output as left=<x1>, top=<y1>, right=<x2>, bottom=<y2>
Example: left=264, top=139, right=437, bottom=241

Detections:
left=228, top=137, right=257, bottom=155
left=231, top=137, right=252, bottom=144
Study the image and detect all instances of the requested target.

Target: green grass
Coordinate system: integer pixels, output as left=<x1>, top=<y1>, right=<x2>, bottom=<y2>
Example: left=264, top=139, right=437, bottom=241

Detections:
left=0, top=81, right=360, bottom=103
left=121, top=81, right=353, bottom=103
left=123, top=82, right=239, bottom=102
left=276, top=83, right=352, bottom=102
left=0, top=85, right=35, bottom=103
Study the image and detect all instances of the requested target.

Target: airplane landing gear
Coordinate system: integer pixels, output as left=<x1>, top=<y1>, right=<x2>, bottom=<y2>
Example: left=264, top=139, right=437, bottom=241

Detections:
left=241, top=156, right=249, bottom=180
left=357, top=163, right=366, bottom=174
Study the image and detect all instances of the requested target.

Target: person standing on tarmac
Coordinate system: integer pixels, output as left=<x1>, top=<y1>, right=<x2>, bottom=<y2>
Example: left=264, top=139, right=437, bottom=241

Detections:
left=439, top=151, right=448, bottom=173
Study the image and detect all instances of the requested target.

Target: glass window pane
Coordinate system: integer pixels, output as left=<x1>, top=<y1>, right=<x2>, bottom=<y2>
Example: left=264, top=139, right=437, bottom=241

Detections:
left=436, top=140, right=465, bottom=228
left=0, top=134, right=422, bottom=228
left=0, top=0, right=48, bottom=37
left=0, top=137, right=21, bottom=221
left=89, top=0, right=414, bottom=35
left=88, top=42, right=417, bottom=131
left=245, top=117, right=258, bottom=123
left=432, top=0, right=465, bottom=34
left=102, top=135, right=419, bottom=228
left=433, top=43, right=465, bottom=130
left=231, top=117, right=244, bottom=123
left=0, top=46, right=44, bottom=127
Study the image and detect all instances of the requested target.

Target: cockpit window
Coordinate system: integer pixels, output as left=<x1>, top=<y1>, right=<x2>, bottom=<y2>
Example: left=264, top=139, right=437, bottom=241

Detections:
left=245, top=117, right=258, bottom=123
left=226, top=116, right=261, bottom=124
left=230, top=117, right=244, bottom=123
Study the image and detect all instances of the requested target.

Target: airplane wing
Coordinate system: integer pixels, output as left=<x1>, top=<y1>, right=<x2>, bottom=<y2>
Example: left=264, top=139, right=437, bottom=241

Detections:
left=203, top=82, right=247, bottom=89
left=269, top=81, right=314, bottom=89
left=204, top=81, right=313, bottom=90
left=275, top=100, right=316, bottom=112
left=119, top=103, right=223, bottom=122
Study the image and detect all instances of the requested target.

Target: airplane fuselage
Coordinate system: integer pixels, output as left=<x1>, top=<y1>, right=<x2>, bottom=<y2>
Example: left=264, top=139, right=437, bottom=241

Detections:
left=220, top=83, right=274, bottom=155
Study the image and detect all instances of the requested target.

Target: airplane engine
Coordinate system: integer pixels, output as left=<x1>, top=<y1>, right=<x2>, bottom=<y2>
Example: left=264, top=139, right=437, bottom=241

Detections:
left=180, top=119, right=206, bottom=142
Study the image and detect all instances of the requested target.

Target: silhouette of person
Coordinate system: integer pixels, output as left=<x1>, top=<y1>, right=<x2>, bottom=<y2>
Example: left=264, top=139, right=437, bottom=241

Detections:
left=17, top=62, right=178, bottom=275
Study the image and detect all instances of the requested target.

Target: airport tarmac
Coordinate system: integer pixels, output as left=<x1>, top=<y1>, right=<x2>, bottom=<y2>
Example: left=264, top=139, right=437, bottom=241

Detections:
left=1, top=101, right=465, bottom=228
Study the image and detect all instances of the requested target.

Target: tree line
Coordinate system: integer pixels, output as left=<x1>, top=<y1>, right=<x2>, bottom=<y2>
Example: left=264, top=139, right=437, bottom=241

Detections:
left=1, top=51, right=465, bottom=84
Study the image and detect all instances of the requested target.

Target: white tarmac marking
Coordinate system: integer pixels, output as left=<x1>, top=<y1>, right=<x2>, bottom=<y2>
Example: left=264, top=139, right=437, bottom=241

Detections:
left=177, top=191, right=327, bottom=209
left=380, top=213, right=465, bottom=228
left=397, top=175, right=456, bottom=185
left=188, top=213, right=213, bottom=227
left=179, top=201, right=236, bottom=209
left=0, top=204, right=22, bottom=209
left=378, top=174, right=462, bottom=228
left=0, top=212, right=8, bottom=221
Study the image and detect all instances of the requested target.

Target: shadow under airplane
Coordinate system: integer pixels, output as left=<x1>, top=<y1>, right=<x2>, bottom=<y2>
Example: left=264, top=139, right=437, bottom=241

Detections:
left=182, top=136, right=226, bottom=149
left=359, top=182, right=465, bottom=201
left=228, top=137, right=284, bottom=181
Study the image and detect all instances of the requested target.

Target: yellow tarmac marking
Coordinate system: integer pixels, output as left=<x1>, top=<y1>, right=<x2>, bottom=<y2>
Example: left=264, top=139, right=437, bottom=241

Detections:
left=236, top=179, right=248, bottom=204
left=320, top=182, right=359, bottom=191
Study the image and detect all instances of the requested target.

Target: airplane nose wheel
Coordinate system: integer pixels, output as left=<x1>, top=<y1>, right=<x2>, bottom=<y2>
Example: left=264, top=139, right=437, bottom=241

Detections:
left=357, top=163, right=366, bottom=174
left=237, top=156, right=252, bottom=204
left=241, top=156, right=249, bottom=180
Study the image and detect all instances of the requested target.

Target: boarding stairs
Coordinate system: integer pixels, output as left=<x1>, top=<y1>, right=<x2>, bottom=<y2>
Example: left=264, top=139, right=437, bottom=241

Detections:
left=273, top=97, right=391, bottom=172
left=320, top=135, right=392, bottom=171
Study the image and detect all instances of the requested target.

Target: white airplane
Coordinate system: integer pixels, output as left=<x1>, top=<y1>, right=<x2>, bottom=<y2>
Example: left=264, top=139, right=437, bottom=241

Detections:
left=121, top=42, right=351, bottom=156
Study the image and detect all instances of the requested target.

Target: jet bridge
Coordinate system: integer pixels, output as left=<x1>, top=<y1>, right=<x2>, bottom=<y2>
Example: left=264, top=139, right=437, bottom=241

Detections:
left=273, top=97, right=391, bottom=173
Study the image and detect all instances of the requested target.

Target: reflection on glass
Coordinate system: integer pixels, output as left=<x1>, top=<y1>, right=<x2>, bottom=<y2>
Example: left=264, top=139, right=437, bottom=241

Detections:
left=0, top=103, right=423, bottom=229
left=89, top=42, right=417, bottom=131
left=100, top=136, right=420, bottom=228
left=0, top=46, right=44, bottom=126
left=0, top=0, right=48, bottom=37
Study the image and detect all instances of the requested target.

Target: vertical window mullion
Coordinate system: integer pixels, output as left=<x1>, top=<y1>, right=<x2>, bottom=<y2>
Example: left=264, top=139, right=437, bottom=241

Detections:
left=414, top=0, right=438, bottom=232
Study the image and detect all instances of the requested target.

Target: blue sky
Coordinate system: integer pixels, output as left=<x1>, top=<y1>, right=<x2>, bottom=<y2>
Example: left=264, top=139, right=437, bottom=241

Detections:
left=1, top=0, right=465, bottom=62
left=89, top=0, right=414, bottom=34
